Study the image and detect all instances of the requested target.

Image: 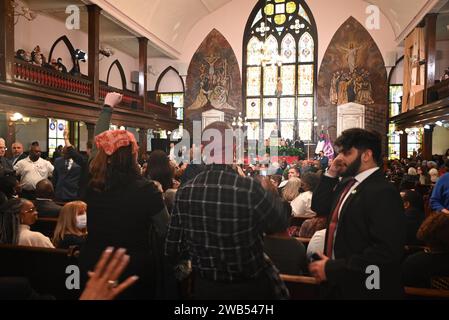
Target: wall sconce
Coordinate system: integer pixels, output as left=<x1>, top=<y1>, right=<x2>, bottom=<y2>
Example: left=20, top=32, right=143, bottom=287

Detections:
left=11, top=0, right=37, bottom=25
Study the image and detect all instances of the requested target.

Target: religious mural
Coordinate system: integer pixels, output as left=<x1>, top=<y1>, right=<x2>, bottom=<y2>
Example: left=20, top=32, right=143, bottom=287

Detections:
left=185, top=29, right=242, bottom=127
left=317, top=17, right=388, bottom=145
left=319, top=17, right=386, bottom=108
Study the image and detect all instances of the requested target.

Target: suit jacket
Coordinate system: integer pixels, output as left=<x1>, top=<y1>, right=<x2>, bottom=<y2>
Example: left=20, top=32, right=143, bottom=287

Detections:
left=35, top=199, right=62, bottom=217
left=10, top=153, right=28, bottom=166
left=53, top=156, right=82, bottom=201
left=0, top=157, right=14, bottom=177
left=311, top=169, right=406, bottom=299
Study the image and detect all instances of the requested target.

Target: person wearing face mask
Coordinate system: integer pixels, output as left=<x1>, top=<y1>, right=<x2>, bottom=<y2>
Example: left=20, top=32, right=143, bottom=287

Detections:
left=14, top=142, right=54, bottom=200
left=308, top=128, right=405, bottom=299
left=52, top=201, right=87, bottom=249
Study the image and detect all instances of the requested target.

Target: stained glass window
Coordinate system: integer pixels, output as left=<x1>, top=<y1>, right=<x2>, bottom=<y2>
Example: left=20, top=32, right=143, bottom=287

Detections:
left=247, top=67, right=261, bottom=96
left=244, top=0, right=316, bottom=141
left=247, top=122, right=260, bottom=140
left=281, top=121, right=295, bottom=140
left=299, top=32, right=314, bottom=62
left=298, top=64, right=314, bottom=95
left=263, top=98, right=278, bottom=119
left=247, top=37, right=263, bottom=66
left=263, top=66, right=277, bottom=95
left=264, top=122, right=279, bottom=140
left=298, top=120, right=312, bottom=140
left=298, top=5, right=310, bottom=23
left=280, top=65, right=295, bottom=95
left=298, top=97, right=313, bottom=120
left=281, top=34, right=296, bottom=63
left=280, top=98, right=295, bottom=119
left=246, top=99, right=261, bottom=119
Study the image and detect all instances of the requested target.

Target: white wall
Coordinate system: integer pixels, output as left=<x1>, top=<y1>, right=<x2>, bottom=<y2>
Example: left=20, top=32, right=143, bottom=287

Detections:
left=15, top=11, right=138, bottom=91
left=436, top=40, right=449, bottom=82
left=15, top=118, right=48, bottom=151
left=433, top=125, right=449, bottom=155
left=157, top=69, right=184, bottom=93
left=390, top=58, right=404, bottom=84
left=179, top=0, right=397, bottom=73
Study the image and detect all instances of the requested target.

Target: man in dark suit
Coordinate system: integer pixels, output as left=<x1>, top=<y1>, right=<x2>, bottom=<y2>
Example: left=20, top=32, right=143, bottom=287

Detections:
left=0, top=138, right=14, bottom=178
left=309, top=128, right=405, bottom=299
left=35, top=179, right=62, bottom=218
left=10, top=142, right=28, bottom=166
left=53, top=145, right=82, bottom=202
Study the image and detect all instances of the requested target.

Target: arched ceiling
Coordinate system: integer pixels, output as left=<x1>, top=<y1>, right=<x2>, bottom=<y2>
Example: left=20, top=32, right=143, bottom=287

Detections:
left=365, top=0, right=446, bottom=41
left=88, top=0, right=234, bottom=58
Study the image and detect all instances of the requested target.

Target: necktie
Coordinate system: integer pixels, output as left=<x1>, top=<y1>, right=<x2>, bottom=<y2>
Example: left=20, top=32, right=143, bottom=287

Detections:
left=325, top=178, right=357, bottom=257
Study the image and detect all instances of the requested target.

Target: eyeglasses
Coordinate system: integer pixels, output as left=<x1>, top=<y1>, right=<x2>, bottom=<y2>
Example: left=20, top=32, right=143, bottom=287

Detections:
left=0, top=147, right=7, bottom=150
left=22, top=207, right=37, bottom=214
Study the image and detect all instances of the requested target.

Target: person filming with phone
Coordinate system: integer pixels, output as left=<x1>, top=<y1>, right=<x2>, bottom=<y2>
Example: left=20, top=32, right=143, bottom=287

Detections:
left=308, top=128, right=405, bottom=299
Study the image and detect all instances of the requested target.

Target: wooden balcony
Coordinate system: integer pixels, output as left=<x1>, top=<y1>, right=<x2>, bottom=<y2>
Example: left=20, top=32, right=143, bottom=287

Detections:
left=0, top=60, right=179, bottom=130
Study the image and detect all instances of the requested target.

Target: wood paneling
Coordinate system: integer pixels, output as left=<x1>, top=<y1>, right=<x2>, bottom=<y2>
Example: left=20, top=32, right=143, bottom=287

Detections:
left=87, top=5, right=101, bottom=102
left=0, top=0, right=14, bottom=82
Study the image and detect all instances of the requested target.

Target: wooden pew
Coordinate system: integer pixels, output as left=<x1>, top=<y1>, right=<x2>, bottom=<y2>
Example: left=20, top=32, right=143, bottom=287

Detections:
left=280, top=274, right=320, bottom=300
left=404, top=287, right=449, bottom=300
left=0, top=244, right=79, bottom=300
left=31, top=217, right=58, bottom=239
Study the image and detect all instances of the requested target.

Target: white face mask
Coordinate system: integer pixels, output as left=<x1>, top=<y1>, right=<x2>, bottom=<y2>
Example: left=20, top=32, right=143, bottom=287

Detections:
left=76, top=214, right=87, bottom=230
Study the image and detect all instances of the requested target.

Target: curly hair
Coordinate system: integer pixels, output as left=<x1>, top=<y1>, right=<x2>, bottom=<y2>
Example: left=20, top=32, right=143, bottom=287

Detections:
left=417, top=213, right=449, bottom=251
left=334, top=128, right=382, bottom=165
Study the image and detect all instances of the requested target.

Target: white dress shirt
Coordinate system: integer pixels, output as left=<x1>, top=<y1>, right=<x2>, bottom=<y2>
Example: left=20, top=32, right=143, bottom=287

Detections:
left=14, top=157, right=54, bottom=191
left=291, top=191, right=316, bottom=217
left=18, top=225, right=55, bottom=248
left=306, top=229, right=326, bottom=259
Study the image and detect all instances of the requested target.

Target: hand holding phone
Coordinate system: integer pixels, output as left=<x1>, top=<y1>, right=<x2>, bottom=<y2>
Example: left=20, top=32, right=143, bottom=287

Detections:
left=309, top=252, right=322, bottom=263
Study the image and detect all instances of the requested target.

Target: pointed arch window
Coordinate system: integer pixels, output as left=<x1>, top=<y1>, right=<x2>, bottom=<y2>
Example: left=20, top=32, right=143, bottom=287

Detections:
left=243, top=0, right=317, bottom=141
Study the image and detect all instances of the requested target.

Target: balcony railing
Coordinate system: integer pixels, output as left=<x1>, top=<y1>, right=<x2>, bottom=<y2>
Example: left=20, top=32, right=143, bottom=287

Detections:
left=11, top=60, right=177, bottom=119
left=14, top=60, right=92, bottom=97
left=99, top=84, right=143, bottom=111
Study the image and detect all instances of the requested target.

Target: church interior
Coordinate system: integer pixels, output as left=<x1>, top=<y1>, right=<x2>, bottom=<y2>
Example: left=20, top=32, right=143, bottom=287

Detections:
left=1, top=0, right=449, bottom=302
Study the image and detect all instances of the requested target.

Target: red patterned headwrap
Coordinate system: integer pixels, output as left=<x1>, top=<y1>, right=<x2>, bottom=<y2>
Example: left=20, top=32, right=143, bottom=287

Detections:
left=95, top=130, right=139, bottom=156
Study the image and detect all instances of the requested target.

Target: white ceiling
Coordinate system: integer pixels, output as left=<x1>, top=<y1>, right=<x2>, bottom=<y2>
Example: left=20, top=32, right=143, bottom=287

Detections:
left=365, top=0, right=447, bottom=41
left=23, top=0, right=173, bottom=58
left=22, top=0, right=448, bottom=58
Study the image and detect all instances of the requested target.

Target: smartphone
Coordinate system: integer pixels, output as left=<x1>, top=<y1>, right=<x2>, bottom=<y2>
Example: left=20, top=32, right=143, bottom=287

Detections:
left=309, top=252, right=322, bottom=263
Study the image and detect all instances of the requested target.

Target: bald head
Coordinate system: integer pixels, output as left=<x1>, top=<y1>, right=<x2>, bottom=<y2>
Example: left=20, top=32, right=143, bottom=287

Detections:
left=0, top=138, right=6, bottom=157
left=35, top=179, right=55, bottom=199
left=202, top=121, right=234, bottom=164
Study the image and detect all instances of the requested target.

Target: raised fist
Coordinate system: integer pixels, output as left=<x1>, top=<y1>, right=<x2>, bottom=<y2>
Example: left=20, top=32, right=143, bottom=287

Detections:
left=104, top=92, right=123, bottom=108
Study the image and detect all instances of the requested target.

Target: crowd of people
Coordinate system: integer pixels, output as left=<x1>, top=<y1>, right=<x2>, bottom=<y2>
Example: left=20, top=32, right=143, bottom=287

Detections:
left=1, top=92, right=449, bottom=299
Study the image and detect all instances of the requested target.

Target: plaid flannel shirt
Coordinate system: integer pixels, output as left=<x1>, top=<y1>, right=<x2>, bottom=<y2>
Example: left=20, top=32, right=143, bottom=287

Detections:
left=165, top=164, right=289, bottom=299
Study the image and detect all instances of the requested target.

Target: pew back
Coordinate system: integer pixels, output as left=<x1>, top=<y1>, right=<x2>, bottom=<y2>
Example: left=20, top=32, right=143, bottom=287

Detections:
left=0, top=244, right=80, bottom=300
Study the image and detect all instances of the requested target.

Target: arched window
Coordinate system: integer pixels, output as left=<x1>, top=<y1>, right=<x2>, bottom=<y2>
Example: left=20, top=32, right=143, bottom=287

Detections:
left=243, top=0, right=317, bottom=141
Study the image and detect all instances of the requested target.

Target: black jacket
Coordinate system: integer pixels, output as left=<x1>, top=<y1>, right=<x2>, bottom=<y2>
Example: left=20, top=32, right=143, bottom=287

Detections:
left=311, top=169, right=406, bottom=299
left=53, top=156, right=82, bottom=201
left=35, top=199, right=62, bottom=218
left=10, top=153, right=28, bottom=166
left=0, top=157, right=14, bottom=177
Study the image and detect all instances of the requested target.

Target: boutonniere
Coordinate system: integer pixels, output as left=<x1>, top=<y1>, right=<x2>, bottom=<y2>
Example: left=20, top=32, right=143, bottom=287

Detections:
left=351, top=189, right=357, bottom=195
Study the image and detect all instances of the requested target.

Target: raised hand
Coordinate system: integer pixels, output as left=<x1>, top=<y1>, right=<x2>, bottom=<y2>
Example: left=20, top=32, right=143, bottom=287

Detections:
left=79, top=247, right=138, bottom=300
left=104, top=92, right=123, bottom=109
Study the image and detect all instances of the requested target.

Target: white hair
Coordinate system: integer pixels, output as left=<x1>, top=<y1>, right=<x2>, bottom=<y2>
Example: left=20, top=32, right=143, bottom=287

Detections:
left=408, top=167, right=417, bottom=176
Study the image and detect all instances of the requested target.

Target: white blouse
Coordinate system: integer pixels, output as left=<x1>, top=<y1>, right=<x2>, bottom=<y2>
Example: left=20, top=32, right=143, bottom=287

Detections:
left=18, top=225, right=55, bottom=248
left=290, top=191, right=316, bottom=217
